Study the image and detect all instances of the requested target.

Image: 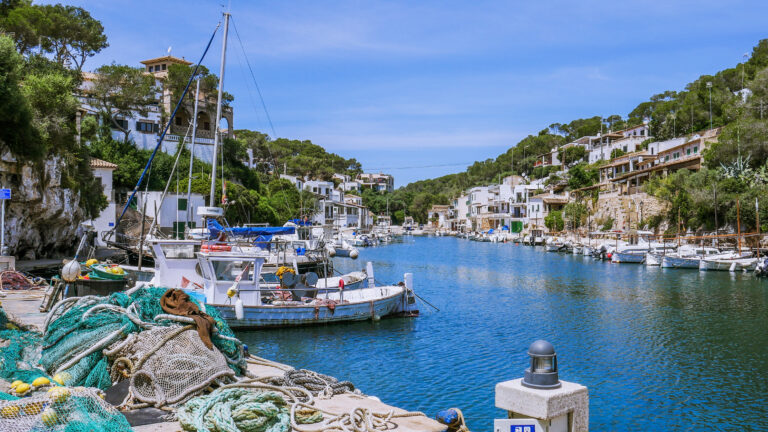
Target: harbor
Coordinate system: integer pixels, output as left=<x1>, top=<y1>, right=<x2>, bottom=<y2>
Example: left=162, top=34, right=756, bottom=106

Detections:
left=2, top=1, right=768, bottom=431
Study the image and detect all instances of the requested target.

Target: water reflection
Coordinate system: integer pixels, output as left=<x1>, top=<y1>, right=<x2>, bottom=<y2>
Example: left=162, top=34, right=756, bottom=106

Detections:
left=238, top=237, right=768, bottom=431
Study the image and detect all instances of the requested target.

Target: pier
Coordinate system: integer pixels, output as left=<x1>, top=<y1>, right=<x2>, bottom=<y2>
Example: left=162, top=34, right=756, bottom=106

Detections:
left=0, top=289, right=446, bottom=432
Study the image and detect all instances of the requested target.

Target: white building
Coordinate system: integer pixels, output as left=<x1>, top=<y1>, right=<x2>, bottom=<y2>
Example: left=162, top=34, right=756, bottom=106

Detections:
left=280, top=174, right=304, bottom=191
left=88, top=158, right=118, bottom=247
left=136, top=191, right=206, bottom=238
left=357, top=173, right=394, bottom=193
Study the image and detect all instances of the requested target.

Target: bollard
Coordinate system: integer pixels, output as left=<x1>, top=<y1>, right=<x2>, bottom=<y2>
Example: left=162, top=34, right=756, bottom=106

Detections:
left=494, top=340, right=588, bottom=432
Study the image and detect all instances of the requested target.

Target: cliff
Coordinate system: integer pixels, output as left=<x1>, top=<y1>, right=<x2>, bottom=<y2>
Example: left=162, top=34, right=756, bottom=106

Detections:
left=0, top=149, right=85, bottom=260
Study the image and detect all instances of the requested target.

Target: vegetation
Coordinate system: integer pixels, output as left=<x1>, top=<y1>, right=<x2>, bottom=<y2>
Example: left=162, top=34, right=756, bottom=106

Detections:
left=0, top=30, right=105, bottom=218
left=544, top=210, right=564, bottom=232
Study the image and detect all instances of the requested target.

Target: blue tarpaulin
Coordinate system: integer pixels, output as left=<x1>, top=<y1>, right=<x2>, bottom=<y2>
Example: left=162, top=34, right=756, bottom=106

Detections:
left=207, top=219, right=295, bottom=240
left=288, top=218, right=312, bottom=226
left=502, top=225, right=510, bottom=231
left=488, top=229, right=494, bottom=234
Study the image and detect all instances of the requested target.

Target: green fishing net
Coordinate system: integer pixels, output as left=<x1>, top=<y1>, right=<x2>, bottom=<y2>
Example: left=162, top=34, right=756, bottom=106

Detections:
left=41, top=287, right=246, bottom=389
left=0, top=305, right=49, bottom=383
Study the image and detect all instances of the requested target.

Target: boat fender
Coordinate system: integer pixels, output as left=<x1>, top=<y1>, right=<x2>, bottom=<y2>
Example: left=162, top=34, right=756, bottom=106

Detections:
left=243, top=344, right=249, bottom=356
left=435, top=408, right=469, bottom=432
left=729, top=262, right=737, bottom=273
left=338, top=279, right=345, bottom=290
left=235, top=297, right=244, bottom=320
left=350, top=248, right=359, bottom=259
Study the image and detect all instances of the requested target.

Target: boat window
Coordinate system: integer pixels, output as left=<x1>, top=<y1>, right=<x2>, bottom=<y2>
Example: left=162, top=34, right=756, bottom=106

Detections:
left=161, top=243, right=198, bottom=259
left=211, top=259, right=253, bottom=282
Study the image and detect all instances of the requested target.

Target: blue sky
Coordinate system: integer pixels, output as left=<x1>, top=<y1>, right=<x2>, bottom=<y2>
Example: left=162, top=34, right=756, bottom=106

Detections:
left=58, top=0, right=768, bottom=187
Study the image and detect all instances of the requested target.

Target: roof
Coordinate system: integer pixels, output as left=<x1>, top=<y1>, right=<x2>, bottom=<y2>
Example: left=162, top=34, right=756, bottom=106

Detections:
left=90, top=158, right=118, bottom=169
left=140, top=55, right=192, bottom=66
left=530, top=193, right=569, bottom=204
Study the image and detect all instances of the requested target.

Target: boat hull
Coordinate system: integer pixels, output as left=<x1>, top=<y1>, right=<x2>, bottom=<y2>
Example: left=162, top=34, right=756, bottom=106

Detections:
left=645, top=253, right=662, bottom=266
left=699, top=258, right=758, bottom=271
left=209, top=289, right=411, bottom=329
left=611, top=252, right=646, bottom=264
left=661, top=256, right=700, bottom=269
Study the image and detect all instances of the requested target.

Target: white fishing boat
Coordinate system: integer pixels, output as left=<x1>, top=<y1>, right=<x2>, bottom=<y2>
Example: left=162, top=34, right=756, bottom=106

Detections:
left=699, top=251, right=758, bottom=271
left=612, top=243, right=674, bottom=264
left=661, top=246, right=721, bottom=269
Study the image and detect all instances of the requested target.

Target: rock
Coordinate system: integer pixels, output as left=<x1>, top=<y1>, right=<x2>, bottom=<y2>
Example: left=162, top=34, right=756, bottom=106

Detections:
left=0, top=154, right=86, bottom=258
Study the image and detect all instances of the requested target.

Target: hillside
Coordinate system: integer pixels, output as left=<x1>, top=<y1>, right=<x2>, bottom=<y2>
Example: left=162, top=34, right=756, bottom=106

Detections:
left=378, top=39, right=768, bottom=223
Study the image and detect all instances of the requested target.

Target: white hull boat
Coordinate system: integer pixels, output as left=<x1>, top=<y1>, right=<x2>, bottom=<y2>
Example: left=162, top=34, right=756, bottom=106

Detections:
left=699, top=253, right=758, bottom=271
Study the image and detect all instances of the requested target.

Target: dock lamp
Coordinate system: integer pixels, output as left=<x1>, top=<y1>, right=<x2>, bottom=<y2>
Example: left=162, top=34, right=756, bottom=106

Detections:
left=522, top=340, right=561, bottom=389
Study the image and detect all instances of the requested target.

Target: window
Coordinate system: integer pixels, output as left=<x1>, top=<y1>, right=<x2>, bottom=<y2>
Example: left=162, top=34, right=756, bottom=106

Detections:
left=162, top=64, right=167, bottom=70
left=641, top=130, right=645, bottom=136
left=651, top=148, right=654, bottom=155
left=111, top=118, right=128, bottom=130
left=623, top=146, right=627, bottom=152
left=203, top=122, right=211, bottom=130
left=177, top=198, right=187, bottom=211
left=686, top=148, right=691, bottom=155
left=175, top=117, right=182, bottom=126
left=136, top=121, right=158, bottom=133
left=693, top=146, right=698, bottom=153
left=665, top=155, right=670, bottom=162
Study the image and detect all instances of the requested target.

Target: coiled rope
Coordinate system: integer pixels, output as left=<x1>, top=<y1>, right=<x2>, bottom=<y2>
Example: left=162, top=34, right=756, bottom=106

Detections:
left=270, top=369, right=356, bottom=398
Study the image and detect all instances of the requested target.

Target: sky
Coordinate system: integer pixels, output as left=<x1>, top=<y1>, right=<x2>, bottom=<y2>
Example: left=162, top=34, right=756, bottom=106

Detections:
left=53, top=0, right=768, bottom=187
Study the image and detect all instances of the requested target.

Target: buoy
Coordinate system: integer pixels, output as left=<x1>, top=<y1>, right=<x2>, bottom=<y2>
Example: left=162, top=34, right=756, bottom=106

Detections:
left=61, top=260, right=81, bottom=283
left=326, top=246, right=336, bottom=257
left=10, top=380, right=22, bottom=389
left=235, top=298, right=244, bottom=320
left=350, top=248, right=359, bottom=259
left=32, top=377, right=50, bottom=387
left=0, top=405, right=20, bottom=418
left=48, top=387, right=70, bottom=404
left=14, top=383, right=30, bottom=395
left=41, top=408, right=58, bottom=426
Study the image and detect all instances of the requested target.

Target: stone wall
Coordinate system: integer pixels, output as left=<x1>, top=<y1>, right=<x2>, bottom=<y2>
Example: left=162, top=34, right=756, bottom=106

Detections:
left=0, top=150, right=85, bottom=259
left=589, top=191, right=668, bottom=232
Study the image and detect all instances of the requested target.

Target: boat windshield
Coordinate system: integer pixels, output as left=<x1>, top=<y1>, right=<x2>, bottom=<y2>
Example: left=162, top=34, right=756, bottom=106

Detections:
left=160, top=243, right=198, bottom=259
left=211, top=259, right=253, bottom=282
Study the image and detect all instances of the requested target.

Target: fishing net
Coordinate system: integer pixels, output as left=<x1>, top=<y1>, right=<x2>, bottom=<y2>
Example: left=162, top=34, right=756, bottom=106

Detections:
left=41, top=287, right=245, bottom=387
left=0, top=304, right=49, bottom=384
left=106, top=325, right=235, bottom=407
left=0, top=387, right=132, bottom=432
left=177, top=387, right=322, bottom=432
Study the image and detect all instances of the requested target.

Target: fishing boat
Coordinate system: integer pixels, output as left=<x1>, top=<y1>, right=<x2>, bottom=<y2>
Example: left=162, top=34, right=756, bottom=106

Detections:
left=756, top=257, right=768, bottom=277
left=699, top=252, right=758, bottom=271
left=661, top=246, right=721, bottom=269
left=612, top=243, right=675, bottom=264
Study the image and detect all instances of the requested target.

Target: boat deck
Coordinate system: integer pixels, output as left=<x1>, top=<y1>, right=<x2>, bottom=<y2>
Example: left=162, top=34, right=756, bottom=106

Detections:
left=0, top=290, right=446, bottom=432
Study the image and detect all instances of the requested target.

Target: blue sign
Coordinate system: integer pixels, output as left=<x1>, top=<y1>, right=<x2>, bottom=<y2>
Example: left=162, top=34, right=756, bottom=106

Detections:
left=511, top=426, right=535, bottom=432
left=0, top=189, right=10, bottom=200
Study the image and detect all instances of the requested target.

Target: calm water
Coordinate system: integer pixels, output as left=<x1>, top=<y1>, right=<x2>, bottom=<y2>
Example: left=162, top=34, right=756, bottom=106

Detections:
left=238, top=236, right=768, bottom=431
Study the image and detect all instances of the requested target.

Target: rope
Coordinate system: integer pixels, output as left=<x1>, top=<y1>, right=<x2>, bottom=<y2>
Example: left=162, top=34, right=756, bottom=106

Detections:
left=0, top=270, right=46, bottom=290
left=270, top=369, right=356, bottom=398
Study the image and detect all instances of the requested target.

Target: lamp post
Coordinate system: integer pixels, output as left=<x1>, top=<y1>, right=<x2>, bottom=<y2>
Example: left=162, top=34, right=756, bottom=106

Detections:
left=522, top=340, right=561, bottom=389
left=707, top=81, right=713, bottom=130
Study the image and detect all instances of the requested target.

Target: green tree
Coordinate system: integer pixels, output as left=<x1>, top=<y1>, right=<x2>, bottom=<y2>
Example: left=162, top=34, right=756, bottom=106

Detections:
left=544, top=210, right=565, bottom=232
left=88, top=63, right=157, bottom=142
left=0, top=35, right=40, bottom=158
left=3, top=3, right=107, bottom=70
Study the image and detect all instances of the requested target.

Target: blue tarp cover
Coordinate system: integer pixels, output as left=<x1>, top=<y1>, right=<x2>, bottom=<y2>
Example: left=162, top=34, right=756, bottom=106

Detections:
left=502, top=225, right=510, bottom=231
left=288, top=218, right=313, bottom=226
left=207, top=219, right=295, bottom=239
left=488, top=229, right=494, bottom=234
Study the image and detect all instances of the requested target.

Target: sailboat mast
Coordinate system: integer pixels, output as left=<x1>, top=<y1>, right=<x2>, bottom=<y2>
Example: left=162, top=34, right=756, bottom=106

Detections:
left=209, top=12, right=230, bottom=206
left=186, top=77, right=201, bottom=226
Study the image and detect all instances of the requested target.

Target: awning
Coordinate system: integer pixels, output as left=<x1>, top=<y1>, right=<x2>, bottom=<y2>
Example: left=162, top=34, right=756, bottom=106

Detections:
left=208, top=219, right=295, bottom=240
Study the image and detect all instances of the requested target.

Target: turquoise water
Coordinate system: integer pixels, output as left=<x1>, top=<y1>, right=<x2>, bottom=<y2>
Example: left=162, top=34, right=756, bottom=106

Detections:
left=238, top=236, right=768, bottom=431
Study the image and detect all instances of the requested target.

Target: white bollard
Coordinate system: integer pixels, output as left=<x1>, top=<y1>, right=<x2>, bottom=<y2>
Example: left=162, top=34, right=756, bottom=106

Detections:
left=366, top=261, right=375, bottom=288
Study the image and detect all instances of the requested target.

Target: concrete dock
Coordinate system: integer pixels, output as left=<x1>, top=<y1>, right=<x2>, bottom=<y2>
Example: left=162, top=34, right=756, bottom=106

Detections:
left=0, top=289, right=446, bottom=432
